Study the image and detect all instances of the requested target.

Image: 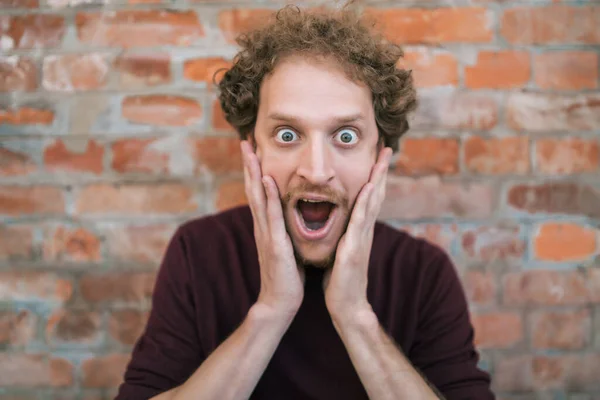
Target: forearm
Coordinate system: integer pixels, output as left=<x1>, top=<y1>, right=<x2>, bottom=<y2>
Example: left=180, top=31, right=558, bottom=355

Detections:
left=333, top=310, right=441, bottom=400
left=152, top=303, right=294, bottom=400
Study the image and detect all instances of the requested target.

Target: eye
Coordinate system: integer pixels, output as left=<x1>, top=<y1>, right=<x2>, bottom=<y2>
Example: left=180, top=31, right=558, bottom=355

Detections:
left=335, top=129, right=358, bottom=145
left=275, top=128, right=299, bottom=143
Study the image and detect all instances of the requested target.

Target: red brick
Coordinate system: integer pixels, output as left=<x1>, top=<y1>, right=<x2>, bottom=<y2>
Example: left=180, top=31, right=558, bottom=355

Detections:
left=472, top=312, right=523, bottom=349
left=109, top=310, right=149, bottom=345
left=0, top=271, right=72, bottom=302
left=461, top=225, right=525, bottom=262
left=75, top=183, right=197, bottom=215
left=507, top=92, right=600, bottom=132
left=122, top=95, right=202, bottom=127
left=0, top=56, right=37, bottom=92
left=501, top=6, right=600, bottom=44
left=0, top=15, right=64, bottom=49
left=76, top=10, right=204, bottom=48
left=380, top=176, right=493, bottom=220
left=42, top=54, right=109, bottom=92
left=0, top=354, right=73, bottom=387
left=79, top=272, right=156, bottom=303
left=531, top=309, right=590, bottom=350
left=0, top=145, right=37, bottom=176
left=507, top=182, right=600, bottom=218
left=535, top=51, right=598, bottom=90
left=365, top=8, right=493, bottom=44
left=0, top=186, right=64, bottom=216
left=398, top=50, right=458, bottom=88
left=465, top=51, right=530, bottom=89
left=216, top=180, right=247, bottom=211
left=503, top=270, right=588, bottom=306
left=82, top=354, right=130, bottom=388
left=192, top=136, right=242, bottom=175
left=43, top=139, right=104, bottom=174
left=534, top=223, right=597, bottom=262
left=464, top=136, right=529, bottom=174
left=212, top=99, right=233, bottom=132
left=43, top=226, right=101, bottom=262
left=111, top=138, right=169, bottom=174
left=0, top=107, right=54, bottom=125
left=184, top=57, right=231, bottom=86
left=115, top=53, right=171, bottom=88
left=218, top=9, right=273, bottom=44
left=0, top=310, right=36, bottom=346
left=395, top=138, right=458, bottom=176
left=46, top=309, right=101, bottom=345
left=415, top=92, right=498, bottom=131
left=0, top=225, right=32, bottom=260
left=0, top=0, right=39, bottom=8
left=463, top=270, right=496, bottom=305
left=105, top=224, right=175, bottom=263
left=411, top=224, right=457, bottom=255
left=535, top=138, right=599, bottom=175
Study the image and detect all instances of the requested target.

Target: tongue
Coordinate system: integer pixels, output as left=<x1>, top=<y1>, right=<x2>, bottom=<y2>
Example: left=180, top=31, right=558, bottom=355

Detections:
left=298, top=201, right=332, bottom=223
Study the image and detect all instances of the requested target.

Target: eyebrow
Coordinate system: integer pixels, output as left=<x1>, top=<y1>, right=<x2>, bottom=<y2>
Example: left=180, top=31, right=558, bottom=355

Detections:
left=266, top=112, right=366, bottom=125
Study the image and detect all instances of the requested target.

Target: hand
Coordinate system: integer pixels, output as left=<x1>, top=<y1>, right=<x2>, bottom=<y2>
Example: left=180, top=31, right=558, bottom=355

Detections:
left=323, top=147, right=392, bottom=324
left=241, top=140, right=305, bottom=320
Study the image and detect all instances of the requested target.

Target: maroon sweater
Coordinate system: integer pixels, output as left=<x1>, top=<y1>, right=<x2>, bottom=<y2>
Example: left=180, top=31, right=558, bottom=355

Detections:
left=115, top=206, right=495, bottom=400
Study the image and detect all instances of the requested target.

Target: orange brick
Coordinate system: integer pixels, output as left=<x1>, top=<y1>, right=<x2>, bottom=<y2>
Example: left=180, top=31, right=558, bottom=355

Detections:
left=398, top=50, right=458, bottom=88
left=1, top=15, right=64, bottom=49
left=472, top=312, right=523, bottom=349
left=0, top=224, right=33, bottom=260
left=501, top=5, right=600, bottom=44
left=503, top=270, right=588, bottom=306
left=461, top=225, right=525, bottom=262
left=0, top=310, right=36, bottom=346
left=0, top=271, right=73, bottom=302
left=0, top=56, right=37, bottom=92
left=465, top=51, right=530, bottom=89
left=76, top=10, right=204, bottom=48
left=395, top=138, right=459, bottom=175
left=463, top=270, right=496, bottom=305
left=216, top=180, right=247, bottom=211
left=212, top=99, right=233, bottom=132
left=109, top=310, right=149, bottom=345
left=0, top=107, right=54, bottom=125
left=184, top=57, right=231, bottom=86
left=365, top=8, right=493, bottom=44
left=111, top=138, right=169, bottom=174
left=464, top=136, right=529, bottom=174
left=122, top=95, right=202, bottom=127
left=43, top=139, right=104, bottom=174
left=43, top=226, right=101, bottom=263
left=534, top=223, right=597, bottom=262
left=105, top=224, right=175, bottom=263
left=535, top=138, right=599, bottom=174
left=42, top=54, right=109, bottom=92
left=535, top=51, right=598, bottom=90
left=218, top=9, right=273, bottom=44
left=192, top=136, right=242, bottom=175
left=0, top=0, right=39, bottom=8
left=75, top=183, right=197, bottom=215
left=0, top=186, right=64, bottom=216
left=115, top=53, right=171, bottom=88
left=531, top=309, right=590, bottom=350
left=82, top=354, right=130, bottom=388
left=0, top=354, right=73, bottom=387
left=0, top=145, right=37, bottom=176
left=46, top=309, right=101, bottom=345
left=79, top=272, right=156, bottom=304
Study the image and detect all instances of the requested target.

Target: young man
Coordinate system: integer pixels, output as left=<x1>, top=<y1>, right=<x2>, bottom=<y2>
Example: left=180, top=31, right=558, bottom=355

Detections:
left=115, top=6, right=495, bottom=400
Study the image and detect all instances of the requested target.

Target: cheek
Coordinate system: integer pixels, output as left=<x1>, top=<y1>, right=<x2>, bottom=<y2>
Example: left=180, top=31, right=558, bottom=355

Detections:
left=337, top=163, right=372, bottom=202
left=259, top=153, right=294, bottom=194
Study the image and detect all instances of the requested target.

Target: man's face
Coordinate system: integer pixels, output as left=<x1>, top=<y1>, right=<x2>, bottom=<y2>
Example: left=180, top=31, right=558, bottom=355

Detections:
left=253, top=56, right=380, bottom=268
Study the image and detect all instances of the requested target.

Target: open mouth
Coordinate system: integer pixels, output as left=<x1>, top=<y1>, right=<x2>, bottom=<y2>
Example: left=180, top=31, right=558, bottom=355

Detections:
left=294, top=198, right=337, bottom=240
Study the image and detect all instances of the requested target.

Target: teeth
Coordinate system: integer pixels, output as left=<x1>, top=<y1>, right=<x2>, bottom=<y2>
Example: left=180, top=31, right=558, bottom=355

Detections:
left=302, top=199, right=322, bottom=203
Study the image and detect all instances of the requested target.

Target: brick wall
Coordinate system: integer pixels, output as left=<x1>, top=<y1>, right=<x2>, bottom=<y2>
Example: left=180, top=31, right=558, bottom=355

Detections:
left=0, top=0, right=599, bottom=398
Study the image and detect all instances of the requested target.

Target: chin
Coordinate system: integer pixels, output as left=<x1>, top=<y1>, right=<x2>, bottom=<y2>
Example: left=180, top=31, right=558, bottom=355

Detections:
left=293, top=242, right=337, bottom=269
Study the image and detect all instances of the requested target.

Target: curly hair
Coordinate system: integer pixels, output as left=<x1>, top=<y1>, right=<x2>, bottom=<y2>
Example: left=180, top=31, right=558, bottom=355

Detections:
left=216, top=5, right=417, bottom=152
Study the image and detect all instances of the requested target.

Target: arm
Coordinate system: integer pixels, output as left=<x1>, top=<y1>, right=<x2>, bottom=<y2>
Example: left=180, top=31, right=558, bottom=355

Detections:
left=331, top=310, right=442, bottom=400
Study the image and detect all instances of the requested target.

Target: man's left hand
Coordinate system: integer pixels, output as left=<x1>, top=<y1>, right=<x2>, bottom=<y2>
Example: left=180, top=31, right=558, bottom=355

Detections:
left=323, top=146, right=393, bottom=325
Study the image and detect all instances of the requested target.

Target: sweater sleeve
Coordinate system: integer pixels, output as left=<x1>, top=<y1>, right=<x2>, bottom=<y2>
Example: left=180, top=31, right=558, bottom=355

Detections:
left=115, top=226, right=203, bottom=400
left=409, top=246, right=495, bottom=400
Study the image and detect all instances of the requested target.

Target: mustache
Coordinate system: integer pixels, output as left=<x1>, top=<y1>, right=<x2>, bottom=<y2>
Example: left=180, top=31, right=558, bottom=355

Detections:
left=282, top=183, right=349, bottom=209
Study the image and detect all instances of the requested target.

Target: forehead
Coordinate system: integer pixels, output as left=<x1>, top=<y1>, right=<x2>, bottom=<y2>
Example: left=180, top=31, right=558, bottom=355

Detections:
left=257, top=56, right=374, bottom=125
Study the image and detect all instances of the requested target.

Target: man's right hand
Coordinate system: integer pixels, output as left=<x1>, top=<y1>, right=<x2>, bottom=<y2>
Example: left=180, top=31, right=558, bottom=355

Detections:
left=241, top=140, right=305, bottom=320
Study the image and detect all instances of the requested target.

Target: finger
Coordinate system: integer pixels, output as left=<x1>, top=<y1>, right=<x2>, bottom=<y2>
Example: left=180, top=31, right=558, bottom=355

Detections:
left=241, top=140, right=268, bottom=233
left=346, top=182, right=373, bottom=238
left=262, top=175, right=287, bottom=239
left=368, top=147, right=391, bottom=215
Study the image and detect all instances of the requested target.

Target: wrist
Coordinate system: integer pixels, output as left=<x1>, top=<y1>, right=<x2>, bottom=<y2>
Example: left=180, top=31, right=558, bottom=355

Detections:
left=330, top=303, right=378, bottom=336
left=250, top=300, right=299, bottom=327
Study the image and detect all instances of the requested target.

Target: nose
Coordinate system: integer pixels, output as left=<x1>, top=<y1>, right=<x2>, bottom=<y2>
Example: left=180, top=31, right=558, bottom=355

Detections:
left=296, top=138, right=335, bottom=185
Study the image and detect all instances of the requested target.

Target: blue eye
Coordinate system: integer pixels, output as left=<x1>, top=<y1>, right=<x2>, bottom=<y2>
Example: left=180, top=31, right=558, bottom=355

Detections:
left=276, top=129, right=298, bottom=143
left=335, top=129, right=358, bottom=145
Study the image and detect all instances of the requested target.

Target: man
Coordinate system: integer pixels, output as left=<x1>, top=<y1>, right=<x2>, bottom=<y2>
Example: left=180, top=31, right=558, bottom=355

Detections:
left=115, top=6, right=495, bottom=400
